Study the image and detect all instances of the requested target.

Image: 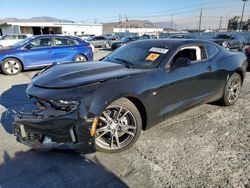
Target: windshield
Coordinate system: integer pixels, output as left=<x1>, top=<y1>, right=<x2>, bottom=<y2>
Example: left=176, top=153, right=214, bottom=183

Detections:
left=12, top=36, right=33, bottom=47
left=103, top=43, right=169, bottom=69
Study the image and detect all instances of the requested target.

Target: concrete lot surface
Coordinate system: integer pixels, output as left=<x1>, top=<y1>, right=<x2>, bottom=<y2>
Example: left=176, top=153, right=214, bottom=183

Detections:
left=0, top=48, right=249, bottom=188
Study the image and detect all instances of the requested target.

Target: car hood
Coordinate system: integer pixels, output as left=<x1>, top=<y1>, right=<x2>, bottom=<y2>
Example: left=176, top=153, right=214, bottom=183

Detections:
left=32, top=61, right=149, bottom=89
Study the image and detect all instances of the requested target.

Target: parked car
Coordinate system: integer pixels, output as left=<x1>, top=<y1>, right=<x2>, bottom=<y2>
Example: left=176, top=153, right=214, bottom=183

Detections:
left=13, top=39, right=247, bottom=153
left=87, top=36, right=111, bottom=48
left=245, top=46, right=250, bottom=69
left=0, top=35, right=93, bottom=75
left=111, top=36, right=141, bottom=50
left=76, top=37, right=95, bottom=52
left=168, top=34, right=195, bottom=39
left=211, top=34, right=245, bottom=51
left=104, top=34, right=119, bottom=41
left=77, top=34, right=95, bottom=40
left=0, top=34, right=32, bottom=47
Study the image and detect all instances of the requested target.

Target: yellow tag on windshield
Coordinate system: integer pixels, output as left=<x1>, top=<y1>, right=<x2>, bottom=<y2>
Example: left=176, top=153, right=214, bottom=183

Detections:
left=146, top=53, right=160, bottom=62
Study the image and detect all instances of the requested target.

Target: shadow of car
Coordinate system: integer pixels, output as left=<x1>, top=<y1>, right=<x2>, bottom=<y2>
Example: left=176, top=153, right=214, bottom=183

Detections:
left=0, top=150, right=128, bottom=188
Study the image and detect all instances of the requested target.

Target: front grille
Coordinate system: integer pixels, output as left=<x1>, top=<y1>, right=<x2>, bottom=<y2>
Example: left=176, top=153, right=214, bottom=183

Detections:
left=14, top=124, right=42, bottom=144
left=26, top=132, right=43, bottom=143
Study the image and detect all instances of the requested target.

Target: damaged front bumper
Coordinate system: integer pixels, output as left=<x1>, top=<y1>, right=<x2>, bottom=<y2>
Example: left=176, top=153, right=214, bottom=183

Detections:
left=13, top=99, right=96, bottom=153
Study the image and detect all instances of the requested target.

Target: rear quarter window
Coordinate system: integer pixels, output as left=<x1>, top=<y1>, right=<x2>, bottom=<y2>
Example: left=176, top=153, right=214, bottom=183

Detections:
left=205, top=44, right=219, bottom=59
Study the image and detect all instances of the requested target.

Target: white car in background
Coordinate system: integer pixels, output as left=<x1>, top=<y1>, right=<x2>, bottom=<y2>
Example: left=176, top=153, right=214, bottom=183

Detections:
left=0, top=34, right=32, bottom=47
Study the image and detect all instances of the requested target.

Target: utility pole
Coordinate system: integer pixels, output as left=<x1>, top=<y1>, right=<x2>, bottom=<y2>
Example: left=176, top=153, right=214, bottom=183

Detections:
left=119, top=14, right=122, bottom=32
left=198, top=9, right=203, bottom=34
left=225, top=14, right=228, bottom=31
left=170, top=14, right=173, bottom=29
left=218, top=16, right=223, bottom=31
left=239, top=0, right=248, bottom=31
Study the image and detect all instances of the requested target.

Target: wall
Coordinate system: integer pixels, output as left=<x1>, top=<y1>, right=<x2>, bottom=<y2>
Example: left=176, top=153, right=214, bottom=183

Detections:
left=61, top=24, right=102, bottom=36
left=0, top=25, right=20, bottom=35
left=113, top=28, right=163, bottom=36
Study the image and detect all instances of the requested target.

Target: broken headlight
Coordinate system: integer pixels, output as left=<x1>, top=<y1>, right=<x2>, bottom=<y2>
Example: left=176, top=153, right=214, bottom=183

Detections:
left=49, top=100, right=80, bottom=111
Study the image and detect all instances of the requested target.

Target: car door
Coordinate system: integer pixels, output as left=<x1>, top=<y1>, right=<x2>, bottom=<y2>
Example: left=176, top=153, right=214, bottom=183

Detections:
left=161, top=44, right=220, bottom=115
left=91, top=36, right=103, bottom=47
left=21, top=37, right=55, bottom=68
left=230, top=36, right=238, bottom=49
left=96, top=36, right=106, bottom=46
left=53, top=37, right=78, bottom=63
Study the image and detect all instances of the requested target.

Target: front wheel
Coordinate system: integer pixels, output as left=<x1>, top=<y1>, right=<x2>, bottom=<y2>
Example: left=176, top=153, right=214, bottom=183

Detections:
left=1, top=58, right=22, bottom=75
left=220, top=73, right=242, bottom=106
left=95, top=98, right=142, bottom=153
left=74, top=55, right=87, bottom=62
left=239, top=43, right=244, bottom=51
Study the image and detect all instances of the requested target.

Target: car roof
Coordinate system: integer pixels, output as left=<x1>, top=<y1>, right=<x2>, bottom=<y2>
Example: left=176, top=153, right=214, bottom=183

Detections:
left=131, top=39, right=215, bottom=48
left=28, top=35, right=81, bottom=40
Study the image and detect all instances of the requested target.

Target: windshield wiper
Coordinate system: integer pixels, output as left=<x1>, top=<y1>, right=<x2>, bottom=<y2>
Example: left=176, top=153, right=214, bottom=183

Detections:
left=114, top=57, right=134, bottom=68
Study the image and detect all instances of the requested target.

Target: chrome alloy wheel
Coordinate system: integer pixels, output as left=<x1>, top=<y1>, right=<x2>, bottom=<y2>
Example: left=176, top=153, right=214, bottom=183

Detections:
left=95, top=106, right=137, bottom=150
left=3, top=59, right=21, bottom=75
left=75, top=55, right=87, bottom=62
left=227, top=76, right=241, bottom=104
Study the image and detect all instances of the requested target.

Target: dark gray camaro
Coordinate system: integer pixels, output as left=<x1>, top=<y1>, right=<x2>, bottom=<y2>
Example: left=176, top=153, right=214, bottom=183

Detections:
left=13, top=39, right=248, bottom=153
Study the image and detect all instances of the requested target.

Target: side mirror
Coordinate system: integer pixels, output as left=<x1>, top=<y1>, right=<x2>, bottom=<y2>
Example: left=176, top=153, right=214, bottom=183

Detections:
left=174, top=57, right=191, bottom=68
left=25, top=43, right=33, bottom=49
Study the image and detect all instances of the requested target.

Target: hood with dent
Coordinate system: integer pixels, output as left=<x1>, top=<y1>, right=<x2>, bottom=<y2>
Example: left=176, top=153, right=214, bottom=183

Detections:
left=32, top=61, right=148, bottom=88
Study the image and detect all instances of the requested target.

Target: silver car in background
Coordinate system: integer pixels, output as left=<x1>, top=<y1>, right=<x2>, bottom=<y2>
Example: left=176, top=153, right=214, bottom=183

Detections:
left=87, top=36, right=111, bottom=48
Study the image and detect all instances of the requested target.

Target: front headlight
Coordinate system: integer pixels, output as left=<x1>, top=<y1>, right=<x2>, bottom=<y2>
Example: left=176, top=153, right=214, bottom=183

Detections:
left=50, top=100, right=80, bottom=111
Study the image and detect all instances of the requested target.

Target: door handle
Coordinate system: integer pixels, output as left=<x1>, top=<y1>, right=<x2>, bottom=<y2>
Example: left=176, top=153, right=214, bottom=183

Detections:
left=48, top=50, right=53, bottom=53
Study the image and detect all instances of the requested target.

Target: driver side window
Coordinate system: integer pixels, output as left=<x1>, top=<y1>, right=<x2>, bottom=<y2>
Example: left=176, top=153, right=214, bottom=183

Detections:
left=29, top=38, right=52, bottom=48
left=172, top=45, right=207, bottom=65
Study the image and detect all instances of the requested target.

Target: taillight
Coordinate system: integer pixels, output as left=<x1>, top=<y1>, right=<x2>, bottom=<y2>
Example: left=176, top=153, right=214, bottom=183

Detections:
left=246, top=47, right=250, bottom=54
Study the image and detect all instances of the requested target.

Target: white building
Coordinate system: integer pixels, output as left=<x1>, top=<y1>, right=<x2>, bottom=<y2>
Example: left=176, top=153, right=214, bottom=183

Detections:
left=0, top=22, right=102, bottom=36
left=113, top=27, right=164, bottom=36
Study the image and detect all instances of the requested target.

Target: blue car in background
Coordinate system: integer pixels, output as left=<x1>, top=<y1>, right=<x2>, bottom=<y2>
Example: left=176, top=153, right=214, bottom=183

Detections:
left=0, top=35, right=93, bottom=75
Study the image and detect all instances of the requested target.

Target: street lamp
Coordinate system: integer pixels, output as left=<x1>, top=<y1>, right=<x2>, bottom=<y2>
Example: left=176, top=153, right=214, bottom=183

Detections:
left=239, top=0, right=248, bottom=31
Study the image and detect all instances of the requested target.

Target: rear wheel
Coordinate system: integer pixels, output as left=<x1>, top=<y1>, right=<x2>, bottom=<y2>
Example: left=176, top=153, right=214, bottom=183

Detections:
left=104, top=42, right=110, bottom=48
left=239, top=43, right=244, bottom=51
left=74, top=55, right=87, bottom=62
left=220, top=73, right=242, bottom=106
left=225, top=44, right=230, bottom=50
left=1, top=58, right=22, bottom=75
left=95, top=98, right=142, bottom=153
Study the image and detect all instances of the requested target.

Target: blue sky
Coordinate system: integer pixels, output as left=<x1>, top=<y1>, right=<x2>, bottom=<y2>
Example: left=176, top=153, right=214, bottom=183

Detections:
left=0, top=0, right=249, bottom=29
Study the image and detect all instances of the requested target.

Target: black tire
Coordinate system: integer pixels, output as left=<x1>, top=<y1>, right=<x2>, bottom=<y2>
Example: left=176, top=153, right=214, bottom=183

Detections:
left=95, top=98, right=142, bottom=153
left=220, top=73, right=242, bottom=106
left=74, top=55, right=87, bottom=62
left=1, top=58, right=22, bottom=75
